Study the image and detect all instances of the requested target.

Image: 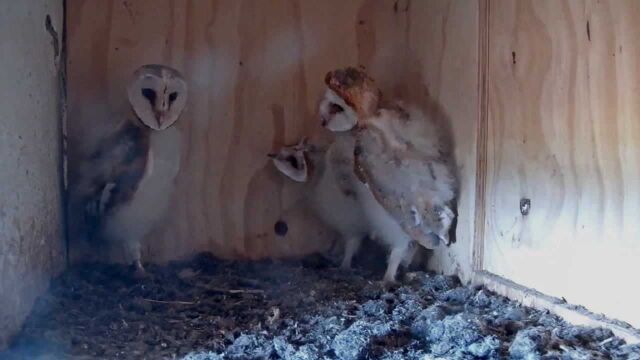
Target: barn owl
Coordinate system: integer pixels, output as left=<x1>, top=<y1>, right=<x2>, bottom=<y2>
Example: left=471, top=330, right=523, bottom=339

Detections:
left=269, top=137, right=418, bottom=283
left=70, top=64, right=187, bottom=277
left=320, top=67, right=458, bottom=253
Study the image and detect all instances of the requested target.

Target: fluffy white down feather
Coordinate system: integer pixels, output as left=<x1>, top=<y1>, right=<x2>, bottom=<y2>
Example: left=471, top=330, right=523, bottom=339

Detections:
left=356, top=105, right=457, bottom=246
left=101, top=127, right=181, bottom=262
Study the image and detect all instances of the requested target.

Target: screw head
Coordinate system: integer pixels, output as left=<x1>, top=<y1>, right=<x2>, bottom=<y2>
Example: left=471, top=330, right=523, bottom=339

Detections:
left=520, top=198, right=531, bottom=216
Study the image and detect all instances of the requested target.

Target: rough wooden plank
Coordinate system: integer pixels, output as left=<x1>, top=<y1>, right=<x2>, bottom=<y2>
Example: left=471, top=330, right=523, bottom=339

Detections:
left=472, top=0, right=490, bottom=272
left=485, top=0, right=640, bottom=327
left=0, top=1, right=65, bottom=349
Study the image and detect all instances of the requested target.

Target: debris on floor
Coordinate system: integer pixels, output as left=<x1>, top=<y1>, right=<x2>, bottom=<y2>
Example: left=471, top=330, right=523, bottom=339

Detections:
left=3, top=252, right=639, bottom=359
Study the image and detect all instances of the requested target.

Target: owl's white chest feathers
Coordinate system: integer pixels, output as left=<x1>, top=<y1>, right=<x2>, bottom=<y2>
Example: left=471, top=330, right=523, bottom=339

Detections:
left=103, top=127, right=181, bottom=242
left=308, top=134, right=411, bottom=253
left=310, top=135, right=369, bottom=237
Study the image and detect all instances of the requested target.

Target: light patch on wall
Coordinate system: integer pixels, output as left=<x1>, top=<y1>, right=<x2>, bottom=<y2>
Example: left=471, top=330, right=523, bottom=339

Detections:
left=188, top=48, right=235, bottom=128
left=258, top=29, right=307, bottom=85
left=489, top=240, right=640, bottom=328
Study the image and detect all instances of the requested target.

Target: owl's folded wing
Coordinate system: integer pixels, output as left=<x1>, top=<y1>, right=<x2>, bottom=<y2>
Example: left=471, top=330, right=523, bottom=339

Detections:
left=72, top=123, right=150, bottom=241
left=353, top=127, right=452, bottom=249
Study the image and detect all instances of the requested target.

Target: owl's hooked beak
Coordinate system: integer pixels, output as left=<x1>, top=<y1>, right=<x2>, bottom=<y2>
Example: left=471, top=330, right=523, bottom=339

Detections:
left=153, top=110, right=169, bottom=128
left=153, top=96, right=173, bottom=127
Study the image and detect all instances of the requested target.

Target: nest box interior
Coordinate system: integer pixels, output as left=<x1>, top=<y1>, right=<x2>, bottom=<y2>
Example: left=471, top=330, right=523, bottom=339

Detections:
left=1, top=0, right=639, bottom=357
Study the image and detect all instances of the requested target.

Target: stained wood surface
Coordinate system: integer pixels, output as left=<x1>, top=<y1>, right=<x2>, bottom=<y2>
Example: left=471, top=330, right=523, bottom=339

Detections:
left=0, top=1, right=65, bottom=348
left=66, top=0, right=478, bottom=277
left=485, top=0, right=640, bottom=327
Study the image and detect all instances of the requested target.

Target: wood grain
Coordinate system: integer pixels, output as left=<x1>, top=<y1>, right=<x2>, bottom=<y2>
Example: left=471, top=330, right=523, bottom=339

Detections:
left=485, top=0, right=640, bottom=327
left=67, top=0, right=479, bottom=278
left=473, top=0, right=490, bottom=272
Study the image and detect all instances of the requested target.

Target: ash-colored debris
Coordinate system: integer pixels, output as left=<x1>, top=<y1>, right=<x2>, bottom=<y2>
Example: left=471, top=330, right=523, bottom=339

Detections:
left=471, top=289, right=492, bottom=308
left=553, top=325, right=613, bottom=343
left=377, top=343, right=428, bottom=360
left=331, top=320, right=392, bottom=360
left=509, top=327, right=552, bottom=359
left=273, top=337, right=319, bottom=360
left=4, top=254, right=640, bottom=360
left=392, top=299, right=423, bottom=323
left=466, top=335, right=500, bottom=358
left=438, top=286, right=474, bottom=304
left=420, top=274, right=460, bottom=292
left=508, top=307, right=528, bottom=321
left=612, top=344, right=640, bottom=360
left=358, top=299, right=387, bottom=318
left=396, top=285, right=423, bottom=302
left=410, top=305, right=447, bottom=337
left=537, top=312, right=564, bottom=328
left=182, top=351, right=224, bottom=360
left=426, top=313, right=483, bottom=357
left=298, top=315, right=344, bottom=351
left=224, top=334, right=273, bottom=359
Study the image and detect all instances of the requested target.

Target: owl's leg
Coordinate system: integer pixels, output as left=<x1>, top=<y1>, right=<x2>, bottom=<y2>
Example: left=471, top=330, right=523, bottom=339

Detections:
left=410, top=206, right=422, bottom=226
left=383, top=242, right=409, bottom=284
left=400, top=241, right=418, bottom=269
left=98, top=182, right=116, bottom=214
left=124, top=240, right=147, bottom=279
left=434, top=205, right=455, bottom=246
left=340, top=235, right=362, bottom=270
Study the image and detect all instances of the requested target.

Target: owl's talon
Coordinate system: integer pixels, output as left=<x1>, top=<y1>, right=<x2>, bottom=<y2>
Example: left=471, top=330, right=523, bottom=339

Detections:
left=381, top=278, right=399, bottom=290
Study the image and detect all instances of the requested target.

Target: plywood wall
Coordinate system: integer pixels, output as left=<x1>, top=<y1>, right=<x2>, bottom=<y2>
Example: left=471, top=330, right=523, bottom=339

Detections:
left=0, top=1, right=65, bottom=348
left=66, top=0, right=479, bottom=279
left=484, top=0, right=640, bottom=327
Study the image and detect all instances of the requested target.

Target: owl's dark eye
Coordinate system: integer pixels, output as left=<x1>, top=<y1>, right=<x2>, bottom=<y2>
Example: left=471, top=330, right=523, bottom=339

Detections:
left=141, top=88, right=156, bottom=104
left=329, top=103, right=344, bottom=114
left=169, top=92, right=178, bottom=103
left=286, top=155, right=299, bottom=169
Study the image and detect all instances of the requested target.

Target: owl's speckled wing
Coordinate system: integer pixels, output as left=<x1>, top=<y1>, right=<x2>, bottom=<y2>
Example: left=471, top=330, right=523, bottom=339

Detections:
left=76, top=120, right=150, bottom=242
left=353, top=115, right=456, bottom=249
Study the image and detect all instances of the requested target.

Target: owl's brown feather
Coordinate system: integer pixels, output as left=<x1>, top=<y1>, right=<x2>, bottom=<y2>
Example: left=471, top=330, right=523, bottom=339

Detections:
left=77, top=118, right=151, bottom=241
left=324, top=67, right=381, bottom=118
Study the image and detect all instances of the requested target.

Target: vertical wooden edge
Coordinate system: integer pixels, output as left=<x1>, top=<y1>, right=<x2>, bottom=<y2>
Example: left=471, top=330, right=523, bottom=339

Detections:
left=59, top=0, right=70, bottom=267
left=473, top=271, right=640, bottom=344
left=472, top=0, right=490, bottom=272
left=55, top=0, right=69, bottom=267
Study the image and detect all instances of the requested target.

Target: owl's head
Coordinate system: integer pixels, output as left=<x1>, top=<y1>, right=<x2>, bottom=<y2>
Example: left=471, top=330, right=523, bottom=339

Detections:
left=320, top=67, right=380, bottom=132
left=127, top=64, right=188, bottom=130
left=319, top=88, right=359, bottom=132
left=268, top=137, right=310, bottom=183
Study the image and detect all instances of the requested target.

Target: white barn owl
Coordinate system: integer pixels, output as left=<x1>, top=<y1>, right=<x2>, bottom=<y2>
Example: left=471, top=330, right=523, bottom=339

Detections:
left=321, top=67, right=458, bottom=253
left=270, top=137, right=418, bottom=283
left=269, top=137, right=371, bottom=271
left=70, top=64, right=187, bottom=277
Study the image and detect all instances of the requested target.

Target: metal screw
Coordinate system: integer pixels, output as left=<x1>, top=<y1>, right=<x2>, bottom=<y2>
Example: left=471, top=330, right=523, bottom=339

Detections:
left=520, top=198, right=531, bottom=216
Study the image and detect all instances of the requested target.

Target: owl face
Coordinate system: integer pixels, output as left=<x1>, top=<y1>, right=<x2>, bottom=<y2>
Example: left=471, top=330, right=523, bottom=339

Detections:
left=127, top=64, right=188, bottom=131
left=319, top=88, right=359, bottom=132
left=268, top=138, right=310, bottom=183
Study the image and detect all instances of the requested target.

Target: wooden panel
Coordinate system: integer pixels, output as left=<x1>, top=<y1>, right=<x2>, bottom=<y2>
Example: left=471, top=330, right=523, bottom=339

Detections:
left=485, top=0, right=640, bottom=327
left=0, top=0, right=65, bottom=348
left=67, top=0, right=478, bottom=275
